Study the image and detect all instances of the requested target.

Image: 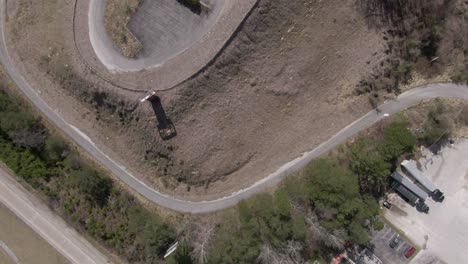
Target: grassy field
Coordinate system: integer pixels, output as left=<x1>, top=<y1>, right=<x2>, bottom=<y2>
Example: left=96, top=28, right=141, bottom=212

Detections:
left=0, top=203, right=68, bottom=264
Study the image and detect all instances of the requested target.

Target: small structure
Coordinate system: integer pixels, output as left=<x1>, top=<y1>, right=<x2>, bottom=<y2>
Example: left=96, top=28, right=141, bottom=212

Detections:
left=163, top=241, right=179, bottom=259
left=140, top=90, right=157, bottom=102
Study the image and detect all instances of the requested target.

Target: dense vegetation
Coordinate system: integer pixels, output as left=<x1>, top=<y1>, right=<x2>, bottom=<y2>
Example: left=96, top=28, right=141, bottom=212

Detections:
left=1, top=73, right=456, bottom=263
left=0, top=88, right=175, bottom=263
left=206, top=119, right=418, bottom=263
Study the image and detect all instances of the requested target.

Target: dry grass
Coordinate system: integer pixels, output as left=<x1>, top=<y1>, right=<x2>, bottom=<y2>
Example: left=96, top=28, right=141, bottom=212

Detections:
left=104, top=0, right=142, bottom=58
left=0, top=203, right=68, bottom=264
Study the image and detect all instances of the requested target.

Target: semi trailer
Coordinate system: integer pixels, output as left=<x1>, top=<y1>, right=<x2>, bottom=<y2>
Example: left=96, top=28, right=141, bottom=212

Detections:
left=401, top=160, right=445, bottom=202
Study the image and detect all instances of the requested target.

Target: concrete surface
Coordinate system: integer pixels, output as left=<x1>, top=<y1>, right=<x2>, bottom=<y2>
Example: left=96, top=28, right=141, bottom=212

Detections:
left=0, top=167, right=111, bottom=264
left=88, top=0, right=224, bottom=71
left=384, top=139, right=468, bottom=264
left=128, top=0, right=224, bottom=60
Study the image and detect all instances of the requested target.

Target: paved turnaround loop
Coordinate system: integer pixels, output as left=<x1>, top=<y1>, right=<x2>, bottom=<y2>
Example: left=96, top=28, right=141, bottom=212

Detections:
left=1, top=1, right=468, bottom=213
left=0, top=167, right=112, bottom=264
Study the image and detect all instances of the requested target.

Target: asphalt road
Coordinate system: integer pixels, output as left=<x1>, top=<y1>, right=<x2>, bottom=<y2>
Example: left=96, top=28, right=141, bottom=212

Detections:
left=0, top=167, right=112, bottom=264
left=88, top=0, right=224, bottom=72
left=1, top=0, right=468, bottom=213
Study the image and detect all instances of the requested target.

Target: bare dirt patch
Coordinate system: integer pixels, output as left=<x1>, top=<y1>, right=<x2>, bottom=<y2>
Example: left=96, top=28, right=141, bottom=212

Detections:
left=7, top=0, right=463, bottom=200
left=104, top=0, right=142, bottom=57
left=5, top=0, right=393, bottom=199
left=0, top=203, right=68, bottom=264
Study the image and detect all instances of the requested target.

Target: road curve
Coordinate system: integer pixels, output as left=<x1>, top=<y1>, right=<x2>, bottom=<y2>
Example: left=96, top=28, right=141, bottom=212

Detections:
left=88, top=0, right=225, bottom=72
left=0, top=167, right=112, bottom=264
left=1, top=1, right=468, bottom=213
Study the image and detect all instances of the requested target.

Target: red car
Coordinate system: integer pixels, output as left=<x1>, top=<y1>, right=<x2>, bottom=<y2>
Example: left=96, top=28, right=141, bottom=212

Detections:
left=405, top=247, right=416, bottom=258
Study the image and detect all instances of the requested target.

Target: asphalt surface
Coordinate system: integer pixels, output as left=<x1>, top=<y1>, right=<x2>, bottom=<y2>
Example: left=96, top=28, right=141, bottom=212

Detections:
left=88, top=0, right=224, bottom=72
left=0, top=167, right=112, bottom=264
left=1, top=0, right=468, bottom=213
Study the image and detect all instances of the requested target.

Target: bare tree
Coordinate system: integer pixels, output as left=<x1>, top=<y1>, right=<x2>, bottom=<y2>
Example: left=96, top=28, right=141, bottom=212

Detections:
left=257, top=241, right=307, bottom=264
left=190, top=221, right=215, bottom=264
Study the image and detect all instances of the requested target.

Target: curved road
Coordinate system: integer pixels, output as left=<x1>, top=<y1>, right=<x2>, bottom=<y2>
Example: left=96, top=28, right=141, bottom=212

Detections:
left=88, top=0, right=225, bottom=72
left=1, top=2, right=468, bottom=213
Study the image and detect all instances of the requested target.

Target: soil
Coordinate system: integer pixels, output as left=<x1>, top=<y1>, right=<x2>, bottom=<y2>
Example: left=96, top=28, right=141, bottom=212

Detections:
left=104, top=0, right=142, bottom=57
left=6, top=0, right=466, bottom=200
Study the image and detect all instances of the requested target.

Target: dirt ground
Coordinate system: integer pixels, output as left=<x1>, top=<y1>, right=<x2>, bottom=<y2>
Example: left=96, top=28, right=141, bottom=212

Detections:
left=0, top=203, right=68, bottom=264
left=6, top=0, right=466, bottom=199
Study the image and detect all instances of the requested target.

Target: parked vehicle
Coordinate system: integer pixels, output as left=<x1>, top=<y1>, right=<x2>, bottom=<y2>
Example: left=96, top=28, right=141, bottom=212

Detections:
left=405, top=247, right=416, bottom=258
left=416, top=202, right=429, bottom=213
left=401, top=160, right=445, bottom=202
left=389, top=235, right=400, bottom=248
left=383, top=201, right=392, bottom=209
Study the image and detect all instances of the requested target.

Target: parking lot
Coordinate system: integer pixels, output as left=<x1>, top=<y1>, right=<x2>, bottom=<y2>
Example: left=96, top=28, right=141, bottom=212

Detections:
left=383, top=139, right=468, bottom=264
left=370, top=224, right=413, bottom=264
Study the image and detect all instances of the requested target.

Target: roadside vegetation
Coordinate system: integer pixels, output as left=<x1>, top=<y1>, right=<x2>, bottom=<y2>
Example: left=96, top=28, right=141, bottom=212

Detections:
left=104, top=0, right=142, bottom=57
left=0, top=80, right=175, bottom=263
left=1, top=64, right=466, bottom=263
left=201, top=118, right=421, bottom=263
left=358, top=0, right=465, bottom=107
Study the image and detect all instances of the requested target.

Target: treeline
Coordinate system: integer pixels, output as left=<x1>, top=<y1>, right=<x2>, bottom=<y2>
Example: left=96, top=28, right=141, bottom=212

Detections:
left=0, top=88, right=175, bottom=262
left=205, top=118, right=419, bottom=263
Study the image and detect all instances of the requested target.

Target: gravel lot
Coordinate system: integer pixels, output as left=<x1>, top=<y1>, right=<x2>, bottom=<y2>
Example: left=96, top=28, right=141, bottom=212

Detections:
left=384, top=139, right=468, bottom=264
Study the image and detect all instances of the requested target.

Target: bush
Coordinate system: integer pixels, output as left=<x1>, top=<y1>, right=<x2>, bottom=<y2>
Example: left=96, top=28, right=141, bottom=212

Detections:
left=350, top=139, right=391, bottom=194
left=68, top=167, right=112, bottom=206
left=0, top=87, right=175, bottom=263
left=45, top=136, right=69, bottom=162
left=184, top=0, right=200, bottom=7
left=421, top=100, right=453, bottom=145
left=379, top=120, right=416, bottom=161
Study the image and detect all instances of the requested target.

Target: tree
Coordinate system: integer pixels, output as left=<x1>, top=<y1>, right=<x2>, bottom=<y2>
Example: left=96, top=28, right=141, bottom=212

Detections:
left=292, top=214, right=307, bottom=241
left=305, top=159, right=360, bottom=216
left=274, top=188, right=291, bottom=220
left=45, top=136, right=69, bottom=162
left=0, top=110, right=47, bottom=149
left=69, top=167, right=112, bottom=205
left=421, top=100, right=453, bottom=145
left=348, top=221, right=370, bottom=245
left=167, top=242, right=193, bottom=264
left=379, top=120, right=416, bottom=160
left=350, top=139, right=391, bottom=194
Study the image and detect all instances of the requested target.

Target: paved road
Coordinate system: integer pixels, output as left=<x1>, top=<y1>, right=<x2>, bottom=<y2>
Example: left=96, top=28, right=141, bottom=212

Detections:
left=88, top=0, right=225, bottom=72
left=0, top=167, right=112, bottom=264
left=1, top=0, right=468, bottom=213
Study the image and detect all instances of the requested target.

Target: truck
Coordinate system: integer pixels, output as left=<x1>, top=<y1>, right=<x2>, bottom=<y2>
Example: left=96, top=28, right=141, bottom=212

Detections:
left=392, top=182, right=429, bottom=213
left=391, top=172, right=428, bottom=201
left=401, top=160, right=445, bottom=202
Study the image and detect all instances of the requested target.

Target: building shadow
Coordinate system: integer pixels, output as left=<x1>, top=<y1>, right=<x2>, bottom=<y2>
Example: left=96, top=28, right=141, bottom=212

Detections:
left=149, top=96, right=177, bottom=140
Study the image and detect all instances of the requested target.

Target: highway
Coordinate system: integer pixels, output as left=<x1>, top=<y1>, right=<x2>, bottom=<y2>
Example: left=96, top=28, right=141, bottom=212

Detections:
left=1, top=0, right=468, bottom=213
left=0, top=167, right=112, bottom=264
